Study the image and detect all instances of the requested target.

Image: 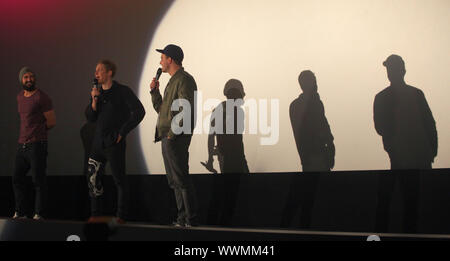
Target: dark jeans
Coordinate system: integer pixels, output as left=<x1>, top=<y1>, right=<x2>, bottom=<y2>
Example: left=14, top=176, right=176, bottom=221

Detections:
left=161, top=135, right=198, bottom=225
left=12, top=141, right=48, bottom=216
left=88, top=140, right=129, bottom=219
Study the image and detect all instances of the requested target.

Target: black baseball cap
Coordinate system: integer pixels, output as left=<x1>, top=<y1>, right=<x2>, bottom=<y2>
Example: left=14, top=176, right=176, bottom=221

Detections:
left=156, top=44, right=184, bottom=64
left=383, top=54, right=405, bottom=69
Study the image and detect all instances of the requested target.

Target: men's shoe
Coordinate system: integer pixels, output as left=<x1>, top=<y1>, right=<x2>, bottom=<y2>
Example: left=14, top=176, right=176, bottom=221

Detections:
left=12, top=212, right=27, bottom=219
left=33, top=214, right=43, bottom=220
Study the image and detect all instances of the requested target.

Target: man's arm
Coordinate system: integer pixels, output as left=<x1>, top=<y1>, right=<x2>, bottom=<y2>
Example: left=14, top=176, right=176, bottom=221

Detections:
left=316, top=99, right=335, bottom=169
left=207, top=113, right=216, bottom=161
left=289, top=100, right=303, bottom=156
left=43, top=110, right=56, bottom=130
left=85, top=87, right=100, bottom=122
left=200, top=113, right=218, bottom=173
left=373, top=94, right=385, bottom=136
left=39, top=92, right=56, bottom=130
left=151, top=90, right=163, bottom=113
left=85, top=99, right=98, bottom=122
left=118, top=87, right=146, bottom=140
left=150, top=77, right=163, bottom=113
left=418, top=90, right=438, bottom=159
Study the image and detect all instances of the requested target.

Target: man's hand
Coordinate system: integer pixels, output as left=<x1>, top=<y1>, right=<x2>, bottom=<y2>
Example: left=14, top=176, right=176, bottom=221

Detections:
left=91, top=87, right=100, bottom=111
left=116, top=134, right=122, bottom=143
left=150, top=77, right=159, bottom=92
left=91, top=87, right=100, bottom=100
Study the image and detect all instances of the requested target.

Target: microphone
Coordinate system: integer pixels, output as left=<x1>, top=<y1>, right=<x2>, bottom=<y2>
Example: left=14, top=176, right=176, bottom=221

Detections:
left=156, top=68, right=162, bottom=81
left=92, top=78, right=99, bottom=100
left=150, top=68, right=162, bottom=94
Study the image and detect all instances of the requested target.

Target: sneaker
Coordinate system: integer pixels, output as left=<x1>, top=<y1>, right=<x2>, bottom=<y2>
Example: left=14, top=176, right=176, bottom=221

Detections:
left=33, top=214, right=43, bottom=220
left=12, top=212, right=27, bottom=219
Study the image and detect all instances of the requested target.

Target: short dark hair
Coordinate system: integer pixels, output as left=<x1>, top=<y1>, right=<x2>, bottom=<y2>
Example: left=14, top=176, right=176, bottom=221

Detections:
left=173, top=58, right=182, bottom=66
left=97, top=59, right=117, bottom=77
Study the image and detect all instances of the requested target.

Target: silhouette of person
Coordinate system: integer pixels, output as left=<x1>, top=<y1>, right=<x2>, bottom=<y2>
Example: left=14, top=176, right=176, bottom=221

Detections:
left=290, top=70, right=335, bottom=172
left=373, top=54, right=437, bottom=169
left=201, top=79, right=249, bottom=226
left=281, top=70, right=334, bottom=229
left=373, top=54, right=437, bottom=233
left=202, top=79, right=249, bottom=174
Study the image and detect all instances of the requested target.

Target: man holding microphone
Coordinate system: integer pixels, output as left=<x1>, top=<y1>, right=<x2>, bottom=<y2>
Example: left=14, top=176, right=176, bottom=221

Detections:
left=85, top=59, right=145, bottom=223
left=150, top=44, right=199, bottom=227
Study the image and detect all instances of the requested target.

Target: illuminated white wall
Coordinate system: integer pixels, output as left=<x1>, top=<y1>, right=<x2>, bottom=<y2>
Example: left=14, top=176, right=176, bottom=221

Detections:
left=138, top=0, right=450, bottom=174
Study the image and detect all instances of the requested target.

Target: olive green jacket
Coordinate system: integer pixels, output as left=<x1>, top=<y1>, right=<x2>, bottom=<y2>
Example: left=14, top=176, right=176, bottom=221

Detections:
left=151, top=68, right=197, bottom=141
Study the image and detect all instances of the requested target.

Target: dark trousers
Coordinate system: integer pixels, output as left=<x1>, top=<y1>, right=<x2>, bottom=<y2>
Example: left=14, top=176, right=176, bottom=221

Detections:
left=12, top=141, right=48, bottom=216
left=88, top=140, right=129, bottom=219
left=161, top=135, right=198, bottom=225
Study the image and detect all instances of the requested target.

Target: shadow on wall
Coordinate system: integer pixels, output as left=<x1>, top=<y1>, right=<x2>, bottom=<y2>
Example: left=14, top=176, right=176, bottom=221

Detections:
left=373, top=54, right=438, bottom=233
left=201, top=79, right=249, bottom=226
left=281, top=70, right=335, bottom=229
left=373, top=54, right=437, bottom=170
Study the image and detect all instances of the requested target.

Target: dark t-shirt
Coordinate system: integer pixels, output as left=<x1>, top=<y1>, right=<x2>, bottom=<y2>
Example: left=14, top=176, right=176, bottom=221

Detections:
left=17, top=89, right=53, bottom=143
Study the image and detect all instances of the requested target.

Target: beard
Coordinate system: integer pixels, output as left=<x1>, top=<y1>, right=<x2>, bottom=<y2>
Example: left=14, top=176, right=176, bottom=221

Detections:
left=22, top=82, right=36, bottom=92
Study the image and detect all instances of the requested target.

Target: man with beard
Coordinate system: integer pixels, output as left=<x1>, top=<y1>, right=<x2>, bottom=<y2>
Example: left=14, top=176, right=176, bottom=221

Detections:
left=12, top=67, right=56, bottom=220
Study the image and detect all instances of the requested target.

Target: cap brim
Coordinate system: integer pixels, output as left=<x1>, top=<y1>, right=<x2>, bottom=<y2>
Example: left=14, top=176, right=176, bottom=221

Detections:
left=156, top=49, right=164, bottom=54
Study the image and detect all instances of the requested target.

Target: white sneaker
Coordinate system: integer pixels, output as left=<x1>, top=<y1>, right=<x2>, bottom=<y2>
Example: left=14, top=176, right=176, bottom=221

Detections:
left=33, top=214, right=43, bottom=220
left=12, top=212, right=27, bottom=219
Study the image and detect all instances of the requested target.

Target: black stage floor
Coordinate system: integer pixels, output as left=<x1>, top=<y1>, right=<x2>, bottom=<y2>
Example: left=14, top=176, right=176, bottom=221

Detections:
left=2, top=169, right=450, bottom=238
left=1, top=217, right=450, bottom=241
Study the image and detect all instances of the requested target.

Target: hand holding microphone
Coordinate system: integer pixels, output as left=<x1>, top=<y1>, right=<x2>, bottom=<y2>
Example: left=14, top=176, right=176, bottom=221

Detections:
left=150, top=68, right=162, bottom=93
left=91, top=79, right=100, bottom=111
left=91, top=78, right=100, bottom=100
